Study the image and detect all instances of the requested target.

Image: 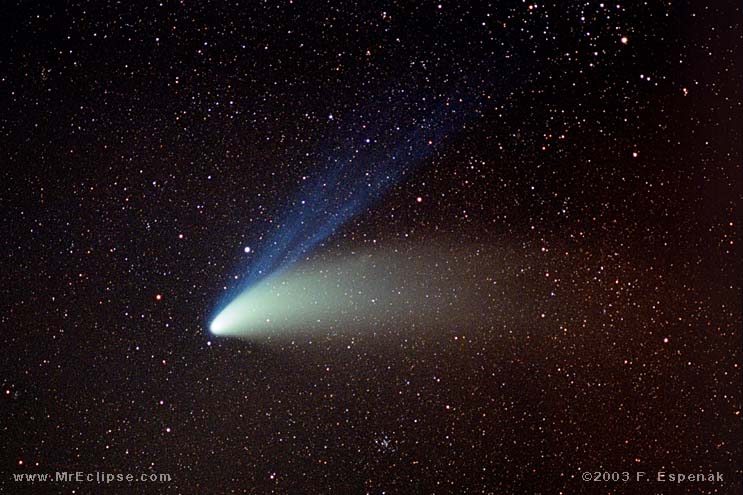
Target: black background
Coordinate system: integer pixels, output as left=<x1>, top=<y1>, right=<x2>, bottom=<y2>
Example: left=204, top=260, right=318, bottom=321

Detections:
left=2, top=1, right=740, bottom=493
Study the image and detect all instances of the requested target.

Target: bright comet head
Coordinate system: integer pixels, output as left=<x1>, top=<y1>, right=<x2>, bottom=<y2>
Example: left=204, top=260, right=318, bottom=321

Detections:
left=209, top=314, right=225, bottom=335
left=208, top=296, right=250, bottom=336
left=207, top=282, right=275, bottom=337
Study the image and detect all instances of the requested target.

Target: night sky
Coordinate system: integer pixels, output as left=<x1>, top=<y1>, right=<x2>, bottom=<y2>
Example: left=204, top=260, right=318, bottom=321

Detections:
left=2, top=1, right=741, bottom=494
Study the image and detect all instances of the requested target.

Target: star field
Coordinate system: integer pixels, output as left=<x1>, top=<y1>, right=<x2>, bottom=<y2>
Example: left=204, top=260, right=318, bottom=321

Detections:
left=1, top=1, right=741, bottom=493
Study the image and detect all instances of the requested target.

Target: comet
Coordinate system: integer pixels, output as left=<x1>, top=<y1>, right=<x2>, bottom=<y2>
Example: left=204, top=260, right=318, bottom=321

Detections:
left=208, top=79, right=497, bottom=336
